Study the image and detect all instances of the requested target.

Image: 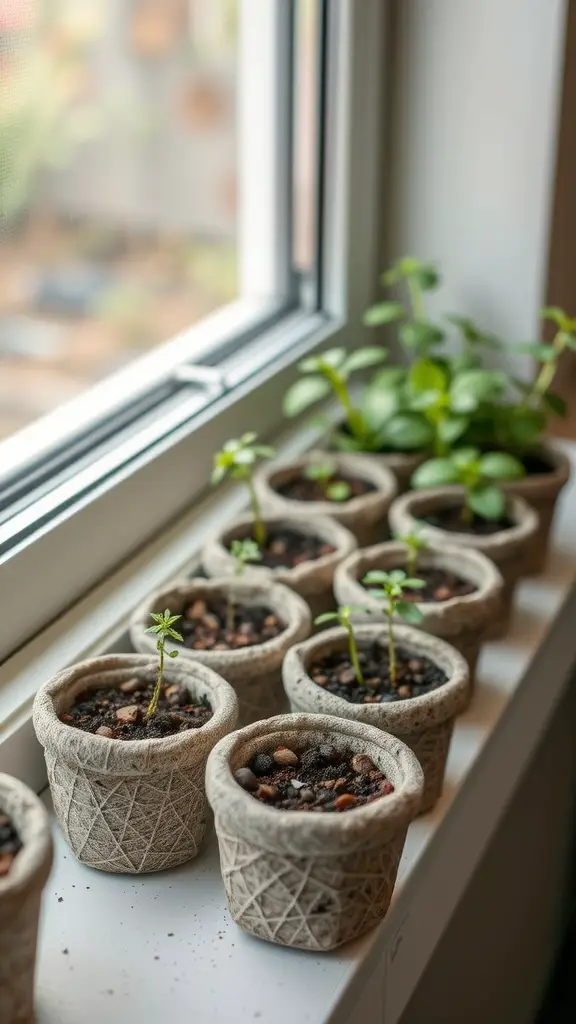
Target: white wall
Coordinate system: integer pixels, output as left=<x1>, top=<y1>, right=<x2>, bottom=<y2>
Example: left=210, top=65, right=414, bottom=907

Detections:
left=386, top=0, right=568, bottom=376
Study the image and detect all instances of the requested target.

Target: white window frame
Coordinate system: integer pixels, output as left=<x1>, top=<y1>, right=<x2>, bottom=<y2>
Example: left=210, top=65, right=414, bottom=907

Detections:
left=0, top=0, right=387, bottom=665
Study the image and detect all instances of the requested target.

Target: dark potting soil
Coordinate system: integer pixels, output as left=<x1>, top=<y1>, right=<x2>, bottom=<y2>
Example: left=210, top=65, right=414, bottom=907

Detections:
left=230, top=529, right=335, bottom=570
left=275, top=473, right=374, bottom=503
left=179, top=598, right=286, bottom=650
left=0, top=809, right=23, bottom=877
left=361, top=566, right=476, bottom=602
left=521, top=451, right=555, bottom=476
left=422, top=506, right=513, bottom=536
left=234, top=743, right=394, bottom=812
left=310, top=641, right=448, bottom=702
left=61, top=678, right=213, bottom=741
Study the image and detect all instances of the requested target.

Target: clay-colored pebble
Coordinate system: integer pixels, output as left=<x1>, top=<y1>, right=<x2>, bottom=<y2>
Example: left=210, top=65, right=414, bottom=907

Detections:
left=273, top=747, right=299, bottom=767
left=334, top=793, right=357, bottom=811
left=115, top=705, right=140, bottom=724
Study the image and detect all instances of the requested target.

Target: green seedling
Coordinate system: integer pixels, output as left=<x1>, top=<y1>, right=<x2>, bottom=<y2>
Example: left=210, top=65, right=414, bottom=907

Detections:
left=303, top=459, right=351, bottom=502
left=395, top=529, right=428, bottom=577
left=283, top=345, right=388, bottom=444
left=411, top=447, right=525, bottom=524
left=445, top=314, right=503, bottom=372
left=363, top=256, right=444, bottom=356
left=212, top=433, right=275, bottom=546
left=144, top=609, right=183, bottom=720
left=226, top=538, right=262, bottom=633
left=362, top=570, right=425, bottom=687
left=314, top=606, right=368, bottom=685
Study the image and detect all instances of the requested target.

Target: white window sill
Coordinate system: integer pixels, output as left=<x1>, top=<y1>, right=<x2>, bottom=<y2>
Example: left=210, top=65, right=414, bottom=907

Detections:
left=29, top=442, right=576, bottom=1024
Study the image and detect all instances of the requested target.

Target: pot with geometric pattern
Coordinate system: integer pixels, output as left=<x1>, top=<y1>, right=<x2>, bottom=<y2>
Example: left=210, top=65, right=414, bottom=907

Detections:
left=0, top=773, right=53, bottom=1024
left=206, top=712, right=423, bottom=951
left=283, top=624, right=469, bottom=813
left=33, top=654, right=238, bottom=874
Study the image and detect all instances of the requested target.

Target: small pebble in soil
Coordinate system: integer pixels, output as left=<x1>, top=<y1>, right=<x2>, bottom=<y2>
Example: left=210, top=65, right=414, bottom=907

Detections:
left=229, top=529, right=335, bottom=571
left=361, top=566, right=476, bottom=602
left=234, top=744, right=394, bottom=812
left=178, top=598, right=286, bottom=651
left=310, top=641, right=447, bottom=703
left=59, top=676, right=213, bottom=741
left=0, top=810, right=22, bottom=877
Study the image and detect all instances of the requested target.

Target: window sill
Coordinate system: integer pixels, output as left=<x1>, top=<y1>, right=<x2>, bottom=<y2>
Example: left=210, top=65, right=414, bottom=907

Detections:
left=29, top=443, right=576, bottom=1024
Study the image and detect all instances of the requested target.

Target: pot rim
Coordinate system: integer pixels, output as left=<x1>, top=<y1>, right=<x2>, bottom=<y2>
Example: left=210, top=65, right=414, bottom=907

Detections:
left=502, top=441, right=571, bottom=492
left=389, top=487, right=538, bottom=552
left=206, top=712, right=423, bottom=842
left=335, top=539, right=503, bottom=615
left=130, top=578, right=311, bottom=666
left=283, top=623, right=470, bottom=725
left=33, top=652, right=238, bottom=764
left=0, top=773, right=53, bottom=901
left=254, top=449, right=397, bottom=517
left=202, top=513, right=357, bottom=584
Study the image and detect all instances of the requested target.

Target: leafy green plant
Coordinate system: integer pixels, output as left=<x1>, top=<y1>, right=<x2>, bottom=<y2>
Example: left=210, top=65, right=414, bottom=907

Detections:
left=314, top=606, right=368, bottom=685
left=225, top=538, right=262, bottom=633
left=445, top=314, right=503, bottom=372
left=283, top=346, right=388, bottom=447
left=303, top=459, right=351, bottom=501
left=144, top=609, right=183, bottom=720
left=395, top=529, right=427, bottom=577
left=212, top=433, right=275, bottom=546
left=363, top=257, right=444, bottom=356
left=362, top=570, right=425, bottom=686
left=411, top=447, right=525, bottom=524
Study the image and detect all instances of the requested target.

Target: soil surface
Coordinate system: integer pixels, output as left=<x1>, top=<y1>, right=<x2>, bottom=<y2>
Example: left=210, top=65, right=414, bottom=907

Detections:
left=310, top=641, right=448, bottom=702
left=229, top=529, right=335, bottom=570
left=361, top=566, right=476, bottom=602
left=179, top=598, right=285, bottom=650
left=521, top=451, right=555, bottom=475
left=0, top=809, right=23, bottom=877
left=422, top=506, right=513, bottom=536
left=235, top=743, right=395, bottom=812
left=275, top=473, right=374, bottom=503
left=60, top=677, right=213, bottom=741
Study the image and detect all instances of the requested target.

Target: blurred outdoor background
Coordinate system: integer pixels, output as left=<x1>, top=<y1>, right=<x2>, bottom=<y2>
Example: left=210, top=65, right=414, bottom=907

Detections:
left=0, top=0, right=239, bottom=439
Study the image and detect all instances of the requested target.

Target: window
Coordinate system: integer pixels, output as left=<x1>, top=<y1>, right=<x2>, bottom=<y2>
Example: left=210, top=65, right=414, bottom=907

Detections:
left=0, top=0, right=385, bottom=661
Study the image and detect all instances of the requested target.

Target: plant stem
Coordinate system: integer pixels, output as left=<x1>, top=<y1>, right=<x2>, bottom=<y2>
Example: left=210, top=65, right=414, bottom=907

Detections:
left=408, top=548, right=416, bottom=578
left=146, top=641, right=164, bottom=720
left=460, top=499, right=473, bottom=526
left=346, top=623, right=364, bottom=685
left=529, top=330, right=564, bottom=404
left=327, top=369, right=365, bottom=440
left=247, top=479, right=266, bottom=546
left=387, top=605, right=397, bottom=687
left=226, top=594, right=235, bottom=635
left=407, top=277, right=425, bottom=322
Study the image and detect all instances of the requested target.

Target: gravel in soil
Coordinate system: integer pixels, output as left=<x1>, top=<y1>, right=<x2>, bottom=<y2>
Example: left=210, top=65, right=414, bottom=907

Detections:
left=179, top=598, right=285, bottom=650
left=310, top=641, right=448, bottom=702
left=276, top=473, right=374, bottom=503
left=422, top=506, right=513, bottom=536
left=230, top=528, right=335, bottom=570
left=361, top=566, right=476, bottom=602
left=60, top=677, right=213, bottom=741
left=0, top=810, right=22, bottom=877
left=235, top=743, right=394, bottom=812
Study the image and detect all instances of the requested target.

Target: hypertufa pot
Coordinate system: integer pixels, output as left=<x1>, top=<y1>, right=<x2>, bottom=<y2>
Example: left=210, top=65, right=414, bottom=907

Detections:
left=334, top=540, right=503, bottom=686
left=283, top=624, right=470, bottom=813
left=206, top=713, right=423, bottom=951
left=388, top=487, right=538, bottom=639
left=253, top=449, right=397, bottom=546
left=0, top=773, right=53, bottom=1024
left=500, top=442, right=570, bottom=574
left=201, top=513, right=356, bottom=619
left=33, top=654, right=238, bottom=873
left=130, top=577, right=311, bottom=726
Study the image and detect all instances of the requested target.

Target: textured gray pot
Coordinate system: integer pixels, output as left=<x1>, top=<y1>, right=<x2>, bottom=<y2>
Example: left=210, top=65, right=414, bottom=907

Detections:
left=33, top=654, right=238, bottom=874
left=389, top=487, right=539, bottom=639
left=201, top=513, right=356, bottom=619
left=501, top=442, right=570, bottom=574
left=0, top=773, right=53, bottom=1024
left=334, top=540, right=503, bottom=686
left=253, top=449, right=397, bottom=546
left=206, top=712, right=423, bottom=951
left=130, top=578, right=312, bottom=726
left=283, top=624, right=469, bottom=813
